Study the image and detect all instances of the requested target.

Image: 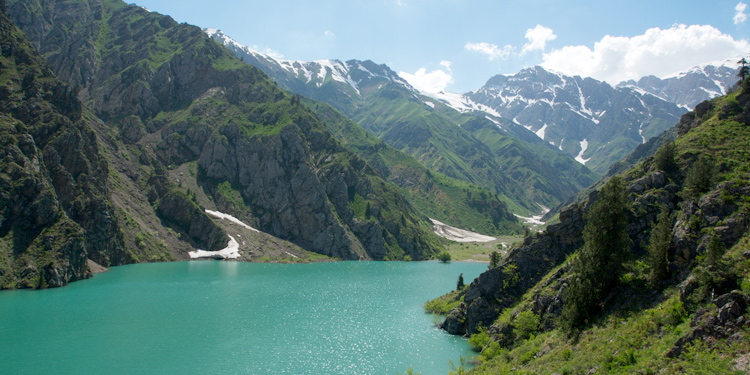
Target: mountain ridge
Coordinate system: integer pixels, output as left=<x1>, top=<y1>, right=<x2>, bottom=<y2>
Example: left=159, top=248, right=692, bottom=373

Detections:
left=207, top=28, right=600, bottom=215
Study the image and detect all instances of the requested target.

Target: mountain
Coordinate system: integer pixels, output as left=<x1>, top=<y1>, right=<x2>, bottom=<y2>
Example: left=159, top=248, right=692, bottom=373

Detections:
left=3, top=0, right=447, bottom=288
left=0, top=0, right=129, bottom=288
left=462, top=66, right=687, bottom=174
left=210, top=29, right=525, bottom=235
left=429, top=81, right=750, bottom=373
left=618, top=60, right=738, bottom=109
left=207, top=29, right=600, bottom=215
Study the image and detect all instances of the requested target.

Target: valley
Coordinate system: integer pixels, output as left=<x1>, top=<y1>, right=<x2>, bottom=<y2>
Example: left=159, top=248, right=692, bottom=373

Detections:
left=1, top=0, right=749, bottom=373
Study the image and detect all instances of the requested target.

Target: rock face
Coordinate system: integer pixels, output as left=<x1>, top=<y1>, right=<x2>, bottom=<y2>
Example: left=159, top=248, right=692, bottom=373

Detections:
left=441, top=203, right=587, bottom=335
left=6, top=0, right=441, bottom=272
left=666, top=290, right=750, bottom=358
left=0, top=0, right=127, bottom=288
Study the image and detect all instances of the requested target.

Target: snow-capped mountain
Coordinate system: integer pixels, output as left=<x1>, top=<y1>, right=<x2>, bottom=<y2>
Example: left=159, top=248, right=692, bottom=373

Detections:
left=205, top=28, right=413, bottom=103
left=618, top=60, right=737, bottom=109
left=205, top=28, right=600, bottom=213
left=434, top=66, right=688, bottom=173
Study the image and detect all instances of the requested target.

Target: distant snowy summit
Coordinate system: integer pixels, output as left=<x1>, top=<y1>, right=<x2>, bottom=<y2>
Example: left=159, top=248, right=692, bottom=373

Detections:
left=206, top=27, right=734, bottom=174
left=430, top=66, right=685, bottom=172
left=204, top=28, right=413, bottom=99
left=618, top=60, right=737, bottom=109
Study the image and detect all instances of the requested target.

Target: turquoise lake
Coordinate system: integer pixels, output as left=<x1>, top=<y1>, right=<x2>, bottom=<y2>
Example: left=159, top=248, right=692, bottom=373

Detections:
left=0, top=261, right=486, bottom=374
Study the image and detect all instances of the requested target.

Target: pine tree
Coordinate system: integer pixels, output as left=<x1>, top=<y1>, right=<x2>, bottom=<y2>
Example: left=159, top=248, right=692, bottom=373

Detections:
left=489, top=251, right=501, bottom=269
left=682, top=155, right=715, bottom=198
left=738, top=57, right=749, bottom=82
left=653, top=140, right=677, bottom=173
left=561, top=177, right=631, bottom=333
left=647, top=206, right=673, bottom=288
left=457, top=273, right=465, bottom=290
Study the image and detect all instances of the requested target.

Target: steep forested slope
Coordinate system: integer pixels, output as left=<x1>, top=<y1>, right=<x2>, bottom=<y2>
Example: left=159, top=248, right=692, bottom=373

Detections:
left=428, top=80, right=750, bottom=374
left=2, top=0, right=448, bottom=289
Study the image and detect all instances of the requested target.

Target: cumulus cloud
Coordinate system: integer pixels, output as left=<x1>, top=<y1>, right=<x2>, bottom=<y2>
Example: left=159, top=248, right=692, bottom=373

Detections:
left=522, top=25, right=557, bottom=54
left=467, top=24, right=555, bottom=60
left=398, top=61, right=454, bottom=93
left=735, top=2, right=748, bottom=24
left=540, top=24, right=750, bottom=84
left=465, top=42, right=515, bottom=60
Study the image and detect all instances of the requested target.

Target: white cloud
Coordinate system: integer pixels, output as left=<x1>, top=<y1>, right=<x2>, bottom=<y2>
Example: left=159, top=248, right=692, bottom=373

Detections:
left=540, top=24, right=750, bottom=84
left=465, top=42, right=514, bottom=60
left=324, top=30, right=335, bottom=38
left=522, top=25, right=557, bottom=54
left=735, top=2, right=748, bottom=24
left=398, top=62, right=454, bottom=93
left=253, top=45, right=284, bottom=59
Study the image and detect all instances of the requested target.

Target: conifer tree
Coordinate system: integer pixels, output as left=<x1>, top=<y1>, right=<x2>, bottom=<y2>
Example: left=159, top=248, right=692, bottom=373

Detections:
left=738, top=57, right=749, bottom=82
left=682, top=155, right=715, bottom=198
left=561, top=177, right=631, bottom=333
left=489, top=251, right=501, bottom=269
left=647, top=206, right=673, bottom=288
left=653, top=140, right=677, bottom=173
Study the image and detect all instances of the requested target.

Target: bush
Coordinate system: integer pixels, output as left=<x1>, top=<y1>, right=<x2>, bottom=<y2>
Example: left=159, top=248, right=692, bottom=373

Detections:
left=437, top=251, right=452, bottom=263
left=513, top=310, right=540, bottom=340
left=468, top=327, right=491, bottom=351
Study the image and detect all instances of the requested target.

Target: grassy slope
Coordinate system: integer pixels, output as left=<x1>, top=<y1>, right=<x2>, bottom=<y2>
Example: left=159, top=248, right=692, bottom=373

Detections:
left=428, top=87, right=750, bottom=374
left=310, top=99, right=523, bottom=236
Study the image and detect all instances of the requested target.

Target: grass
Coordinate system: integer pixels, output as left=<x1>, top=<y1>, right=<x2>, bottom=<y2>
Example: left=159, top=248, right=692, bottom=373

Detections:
left=441, top=236, right=521, bottom=262
left=425, top=288, right=464, bottom=315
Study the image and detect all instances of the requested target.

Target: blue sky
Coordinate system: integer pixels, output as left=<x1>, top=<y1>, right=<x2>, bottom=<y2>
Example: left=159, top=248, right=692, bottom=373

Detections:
left=134, top=0, right=750, bottom=93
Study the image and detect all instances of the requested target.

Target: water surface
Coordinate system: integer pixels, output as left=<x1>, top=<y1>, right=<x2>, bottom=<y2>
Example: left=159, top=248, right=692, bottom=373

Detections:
left=0, top=261, right=485, bottom=374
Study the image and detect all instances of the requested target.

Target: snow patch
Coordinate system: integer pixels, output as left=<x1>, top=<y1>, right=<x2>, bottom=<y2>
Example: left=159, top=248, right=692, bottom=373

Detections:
left=430, top=219, right=495, bottom=243
left=205, top=210, right=260, bottom=233
left=423, top=91, right=503, bottom=118
left=535, top=124, right=548, bottom=140
left=575, top=139, right=591, bottom=165
left=424, top=101, right=435, bottom=109
left=189, top=235, right=240, bottom=259
left=485, top=116, right=503, bottom=129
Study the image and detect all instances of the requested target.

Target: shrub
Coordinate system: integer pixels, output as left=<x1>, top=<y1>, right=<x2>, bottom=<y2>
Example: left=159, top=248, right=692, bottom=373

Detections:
left=513, top=310, right=540, bottom=340
left=437, top=251, right=452, bottom=263
left=468, top=327, right=491, bottom=352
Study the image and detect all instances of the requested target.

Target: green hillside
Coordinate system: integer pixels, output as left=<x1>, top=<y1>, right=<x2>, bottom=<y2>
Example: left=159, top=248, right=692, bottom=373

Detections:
left=310, top=99, right=523, bottom=236
left=427, top=81, right=750, bottom=374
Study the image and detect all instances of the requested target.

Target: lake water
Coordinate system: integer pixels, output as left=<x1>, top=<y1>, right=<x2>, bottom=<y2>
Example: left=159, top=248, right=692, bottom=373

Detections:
left=0, top=261, right=486, bottom=374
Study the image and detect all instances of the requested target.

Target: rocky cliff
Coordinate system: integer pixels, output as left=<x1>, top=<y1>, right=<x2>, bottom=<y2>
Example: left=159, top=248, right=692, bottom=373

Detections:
left=0, top=0, right=127, bottom=288
left=6, top=0, right=441, bottom=273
